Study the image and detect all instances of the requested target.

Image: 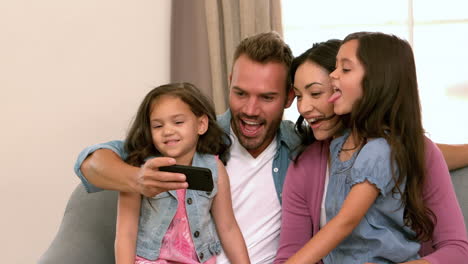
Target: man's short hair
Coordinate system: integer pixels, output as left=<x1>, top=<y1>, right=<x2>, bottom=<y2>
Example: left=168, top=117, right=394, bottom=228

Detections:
left=233, top=31, right=294, bottom=92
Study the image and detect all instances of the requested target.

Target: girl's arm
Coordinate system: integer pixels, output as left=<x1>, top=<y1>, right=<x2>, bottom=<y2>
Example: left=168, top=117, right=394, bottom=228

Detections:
left=211, top=160, right=250, bottom=264
left=285, top=181, right=379, bottom=264
left=115, top=191, right=141, bottom=264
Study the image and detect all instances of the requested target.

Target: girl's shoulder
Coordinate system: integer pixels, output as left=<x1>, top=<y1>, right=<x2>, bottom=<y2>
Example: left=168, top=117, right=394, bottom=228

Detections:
left=354, top=137, right=392, bottom=169
left=351, top=138, right=395, bottom=195
left=361, top=138, right=391, bottom=155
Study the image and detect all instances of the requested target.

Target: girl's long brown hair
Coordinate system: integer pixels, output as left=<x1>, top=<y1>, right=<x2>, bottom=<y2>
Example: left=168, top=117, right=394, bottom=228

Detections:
left=342, top=32, right=435, bottom=241
left=124, top=82, right=231, bottom=166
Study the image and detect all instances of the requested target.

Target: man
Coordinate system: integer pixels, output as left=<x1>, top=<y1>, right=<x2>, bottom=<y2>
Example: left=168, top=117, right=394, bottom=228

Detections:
left=77, top=32, right=296, bottom=263
left=75, top=32, right=468, bottom=263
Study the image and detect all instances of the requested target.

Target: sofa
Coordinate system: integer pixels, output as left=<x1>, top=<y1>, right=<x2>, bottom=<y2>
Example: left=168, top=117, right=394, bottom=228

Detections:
left=38, top=167, right=468, bottom=264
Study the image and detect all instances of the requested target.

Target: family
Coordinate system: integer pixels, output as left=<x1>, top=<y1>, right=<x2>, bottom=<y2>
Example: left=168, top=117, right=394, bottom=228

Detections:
left=75, top=32, right=468, bottom=263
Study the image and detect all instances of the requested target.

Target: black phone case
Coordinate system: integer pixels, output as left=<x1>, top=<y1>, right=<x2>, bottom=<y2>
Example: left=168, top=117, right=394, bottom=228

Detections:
left=159, top=165, right=214, bottom=192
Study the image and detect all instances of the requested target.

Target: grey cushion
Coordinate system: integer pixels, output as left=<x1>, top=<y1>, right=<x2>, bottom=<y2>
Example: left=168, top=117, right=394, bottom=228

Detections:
left=38, top=185, right=118, bottom=264
left=451, top=166, right=468, bottom=228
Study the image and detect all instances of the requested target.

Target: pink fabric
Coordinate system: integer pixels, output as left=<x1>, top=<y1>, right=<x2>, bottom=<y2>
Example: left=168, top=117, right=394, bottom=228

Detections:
left=135, top=189, right=216, bottom=264
left=274, top=138, right=468, bottom=264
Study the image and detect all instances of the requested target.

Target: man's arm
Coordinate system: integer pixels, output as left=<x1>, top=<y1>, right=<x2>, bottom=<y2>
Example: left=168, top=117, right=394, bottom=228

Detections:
left=75, top=140, right=188, bottom=196
left=436, top=143, right=468, bottom=170
left=81, top=149, right=140, bottom=193
left=81, top=150, right=187, bottom=196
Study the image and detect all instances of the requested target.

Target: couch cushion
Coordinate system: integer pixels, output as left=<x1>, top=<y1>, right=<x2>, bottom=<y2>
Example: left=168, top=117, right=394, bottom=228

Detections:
left=451, top=166, right=468, bottom=231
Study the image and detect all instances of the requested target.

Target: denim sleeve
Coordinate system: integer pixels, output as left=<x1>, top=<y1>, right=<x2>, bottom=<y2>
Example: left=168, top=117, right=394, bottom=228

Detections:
left=74, top=140, right=127, bottom=193
left=350, top=138, right=395, bottom=196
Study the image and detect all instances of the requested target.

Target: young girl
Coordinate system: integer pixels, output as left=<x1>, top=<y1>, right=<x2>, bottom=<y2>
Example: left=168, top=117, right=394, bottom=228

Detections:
left=115, top=83, right=250, bottom=264
left=285, top=32, right=436, bottom=264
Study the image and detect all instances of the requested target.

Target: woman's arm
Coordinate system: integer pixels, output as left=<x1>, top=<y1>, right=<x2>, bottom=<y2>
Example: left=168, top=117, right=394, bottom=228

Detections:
left=436, top=143, right=468, bottom=170
left=275, top=141, right=330, bottom=264
left=418, top=139, right=468, bottom=264
left=211, top=160, right=250, bottom=264
left=274, top=163, right=315, bottom=264
left=115, top=191, right=141, bottom=264
left=285, top=181, right=379, bottom=264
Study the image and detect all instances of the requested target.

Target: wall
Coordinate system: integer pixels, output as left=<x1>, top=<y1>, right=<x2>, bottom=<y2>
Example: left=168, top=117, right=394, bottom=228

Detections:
left=0, top=0, right=171, bottom=263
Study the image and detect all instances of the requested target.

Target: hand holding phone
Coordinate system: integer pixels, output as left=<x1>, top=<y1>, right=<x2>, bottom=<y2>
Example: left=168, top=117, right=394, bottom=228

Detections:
left=159, top=164, right=214, bottom=192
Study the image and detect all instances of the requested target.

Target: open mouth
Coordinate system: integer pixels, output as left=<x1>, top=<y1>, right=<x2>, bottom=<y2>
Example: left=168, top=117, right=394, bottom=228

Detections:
left=164, top=139, right=180, bottom=146
left=307, top=114, right=336, bottom=126
left=307, top=114, right=335, bottom=128
left=239, top=119, right=264, bottom=137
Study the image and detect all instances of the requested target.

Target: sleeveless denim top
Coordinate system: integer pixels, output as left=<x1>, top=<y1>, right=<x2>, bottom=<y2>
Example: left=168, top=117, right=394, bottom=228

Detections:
left=136, top=152, right=221, bottom=261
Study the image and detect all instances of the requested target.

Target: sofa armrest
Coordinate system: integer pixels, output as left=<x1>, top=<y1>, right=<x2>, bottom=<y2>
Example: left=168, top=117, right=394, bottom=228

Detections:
left=38, top=184, right=118, bottom=264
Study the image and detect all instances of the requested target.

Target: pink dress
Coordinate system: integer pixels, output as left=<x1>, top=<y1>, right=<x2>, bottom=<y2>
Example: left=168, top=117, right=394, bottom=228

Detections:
left=135, top=189, right=216, bottom=264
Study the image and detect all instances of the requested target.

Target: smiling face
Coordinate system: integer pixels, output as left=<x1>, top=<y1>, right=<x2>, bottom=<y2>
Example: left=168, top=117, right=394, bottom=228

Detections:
left=329, top=39, right=365, bottom=115
left=229, top=54, right=294, bottom=157
left=294, top=61, right=341, bottom=140
left=150, top=95, right=208, bottom=165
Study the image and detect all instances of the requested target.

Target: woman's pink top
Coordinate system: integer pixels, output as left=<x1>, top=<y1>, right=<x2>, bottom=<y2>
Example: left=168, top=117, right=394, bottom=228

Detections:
left=135, top=189, right=216, bottom=264
left=275, top=138, right=468, bottom=264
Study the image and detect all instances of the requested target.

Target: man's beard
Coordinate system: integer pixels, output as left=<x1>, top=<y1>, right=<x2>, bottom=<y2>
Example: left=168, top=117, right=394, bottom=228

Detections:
left=232, top=113, right=281, bottom=153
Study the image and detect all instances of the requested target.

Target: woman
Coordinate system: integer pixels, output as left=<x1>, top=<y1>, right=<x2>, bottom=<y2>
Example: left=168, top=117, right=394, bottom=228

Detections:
left=274, top=39, right=468, bottom=264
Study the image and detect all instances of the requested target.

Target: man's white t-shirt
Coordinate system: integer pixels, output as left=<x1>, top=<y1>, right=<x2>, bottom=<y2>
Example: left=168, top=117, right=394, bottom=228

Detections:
left=216, top=129, right=282, bottom=264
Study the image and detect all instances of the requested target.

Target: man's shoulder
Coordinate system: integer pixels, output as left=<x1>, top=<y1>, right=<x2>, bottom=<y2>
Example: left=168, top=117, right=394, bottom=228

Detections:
left=216, top=110, right=231, bottom=133
left=280, top=119, right=295, bottom=131
left=279, top=119, right=300, bottom=149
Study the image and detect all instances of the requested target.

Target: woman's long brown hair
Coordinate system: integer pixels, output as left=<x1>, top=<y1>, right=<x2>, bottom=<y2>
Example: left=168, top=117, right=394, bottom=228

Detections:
left=342, top=32, right=435, bottom=241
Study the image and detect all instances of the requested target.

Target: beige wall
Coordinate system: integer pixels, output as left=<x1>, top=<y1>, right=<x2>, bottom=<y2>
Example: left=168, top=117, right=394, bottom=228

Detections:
left=0, top=0, right=171, bottom=263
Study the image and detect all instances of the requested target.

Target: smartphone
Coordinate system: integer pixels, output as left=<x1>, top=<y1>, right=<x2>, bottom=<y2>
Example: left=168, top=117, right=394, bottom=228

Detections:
left=159, top=164, right=214, bottom=192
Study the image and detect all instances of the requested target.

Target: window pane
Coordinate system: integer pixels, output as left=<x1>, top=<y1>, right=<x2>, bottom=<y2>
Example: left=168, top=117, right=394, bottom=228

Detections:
left=414, top=0, right=468, bottom=20
left=414, top=23, right=468, bottom=143
left=282, top=0, right=409, bottom=122
left=282, top=0, right=468, bottom=143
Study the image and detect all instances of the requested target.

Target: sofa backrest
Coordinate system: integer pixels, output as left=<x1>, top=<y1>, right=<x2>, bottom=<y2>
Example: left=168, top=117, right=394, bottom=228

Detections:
left=37, top=186, right=117, bottom=264
left=451, top=166, right=468, bottom=230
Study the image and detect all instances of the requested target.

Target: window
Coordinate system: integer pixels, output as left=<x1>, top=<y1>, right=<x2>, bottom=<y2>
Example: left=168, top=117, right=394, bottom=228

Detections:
left=282, top=0, right=468, bottom=143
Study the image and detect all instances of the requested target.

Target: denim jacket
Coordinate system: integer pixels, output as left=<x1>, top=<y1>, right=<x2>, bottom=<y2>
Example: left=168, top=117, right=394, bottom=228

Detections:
left=74, top=110, right=300, bottom=202
left=137, top=152, right=221, bottom=261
